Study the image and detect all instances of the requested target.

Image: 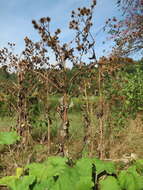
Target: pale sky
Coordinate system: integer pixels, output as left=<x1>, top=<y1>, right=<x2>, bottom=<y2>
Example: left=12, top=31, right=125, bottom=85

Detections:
left=0, top=0, right=121, bottom=59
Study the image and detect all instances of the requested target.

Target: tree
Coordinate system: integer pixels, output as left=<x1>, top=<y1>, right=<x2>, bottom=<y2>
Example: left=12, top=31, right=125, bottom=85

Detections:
left=106, top=0, right=143, bottom=57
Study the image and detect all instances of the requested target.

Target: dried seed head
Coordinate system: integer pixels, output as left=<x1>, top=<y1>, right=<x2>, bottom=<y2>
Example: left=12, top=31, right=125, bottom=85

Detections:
left=32, top=20, right=36, bottom=25
left=56, top=28, right=61, bottom=34
left=46, top=17, right=51, bottom=22
left=113, top=17, right=117, bottom=22
left=80, top=9, right=83, bottom=15
left=40, top=17, right=46, bottom=23
left=34, top=23, right=39, bottom=29
left=92, top=0, right=96, bottom=6
left=72, top=10, right=75, bottom=15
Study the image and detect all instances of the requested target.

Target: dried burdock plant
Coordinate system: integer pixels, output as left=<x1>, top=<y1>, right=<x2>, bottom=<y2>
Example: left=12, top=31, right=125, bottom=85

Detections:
left=31, top=0, right=99, bottom=156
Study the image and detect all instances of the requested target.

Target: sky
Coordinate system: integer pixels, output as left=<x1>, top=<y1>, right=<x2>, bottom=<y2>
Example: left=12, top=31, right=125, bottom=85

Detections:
left=0, top=0, right=121, bottom=59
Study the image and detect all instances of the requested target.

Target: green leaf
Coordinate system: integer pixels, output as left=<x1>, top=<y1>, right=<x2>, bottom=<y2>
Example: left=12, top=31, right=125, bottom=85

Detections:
left=15, top=175, right=35, bottom=190
left=75, top=157, right=93, bottom=177
left=99, top=176, right=121, bottom=190
left=26, top=163, right=50, bottom=182
left=51, top=170, right=74, bottom=190
left=75, top=176, right=94, bottom=190
left=93, top=158, right=116, bottom=175
left=0, top=175, right=35, bottom=190
left=45, top=156, right=68, bottom=168
left=0, top=131, right=20, bottom=145
left=26, top=156, right=68, bottom=182
left=32, top=178, right=55, bottom=190
left=118, top=169, right=143, bottom=190
left=0, top=176, right=17, bottom=190
left=16, top=167, right=24, bottom=178
left=135, top=159, right=143, bottom=174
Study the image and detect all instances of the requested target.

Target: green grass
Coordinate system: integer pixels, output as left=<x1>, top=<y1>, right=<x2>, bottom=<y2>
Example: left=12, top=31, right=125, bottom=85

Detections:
left=30, top=111, right=84, bottom=141
left=0, top=117, right=16, bottom=131
left=69, top=112, right=84, bottom=139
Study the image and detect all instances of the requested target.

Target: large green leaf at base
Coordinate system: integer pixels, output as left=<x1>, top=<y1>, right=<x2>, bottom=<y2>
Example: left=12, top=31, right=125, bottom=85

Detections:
left=118, top=166, right=143, bottom=190
left=93, top=158, right=116, bottom=175
left=0, top=131, right=20, bottom=145
left=0, top=175, right=35, bottom=190
left=99, top=176, right=121, bottom=190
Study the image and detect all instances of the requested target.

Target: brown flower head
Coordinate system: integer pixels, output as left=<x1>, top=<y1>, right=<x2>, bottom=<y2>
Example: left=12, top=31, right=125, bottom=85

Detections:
left=46, top=17, right=51, bottom=22
left=40, top=17, right=46, bottom=23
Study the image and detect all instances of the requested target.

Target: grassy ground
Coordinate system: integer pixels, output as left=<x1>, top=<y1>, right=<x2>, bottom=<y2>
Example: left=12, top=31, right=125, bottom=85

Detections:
left=0, top=111, right=84, bottom=177
left=0, top=103, right=143, bottom=178
left=0, top=117, right=16, bottom=131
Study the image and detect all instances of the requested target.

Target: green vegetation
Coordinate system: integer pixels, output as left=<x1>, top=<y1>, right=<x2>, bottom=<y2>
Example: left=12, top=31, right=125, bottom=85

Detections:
left=0, top=157, right=143, bottom=190
left=0, top=0, right=143, bottom=189
left=0, top=131, right=20, bottom=145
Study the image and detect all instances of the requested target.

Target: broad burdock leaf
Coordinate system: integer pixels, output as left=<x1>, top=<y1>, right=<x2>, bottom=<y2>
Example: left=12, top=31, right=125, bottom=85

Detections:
left=75, top=157, right=93, bottom=177
left=92, top=158, right=116, bottom=175
left=118, top=167, right=143, bottom=190
left=26, top=156, right=68, bottom=182
left=0, top=176, right=17, bottom=190
left=1, top=156, right=143, bottom=190
left=0, top=175, right=35, bottom=190
left=99, top=176, right=121, bottom=190
left=15, top=176, right=36, bottom=190
left=32, top=179, right=55, bottom=190
left=0, top=131, right=20, bottom=145
left=50, top=168, right=75, bottom=190
left=16, top=167, right=24, bottom=178
left=75, top=176, right=94, bottom=190
left=74, top=158, right=94, bottom=190
left=135, top=159, right=143, bottom=174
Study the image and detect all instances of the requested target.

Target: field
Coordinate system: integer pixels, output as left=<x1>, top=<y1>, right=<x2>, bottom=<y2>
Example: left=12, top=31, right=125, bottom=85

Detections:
left=0, top=95, right=143, bottom=167
left=0, top=0, right=143, bottom=189
left=0, top=66, right=143, bottom=189
left=0, top=102, right=143, bottom=189
left=1, top=46, right=143, bottom=190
